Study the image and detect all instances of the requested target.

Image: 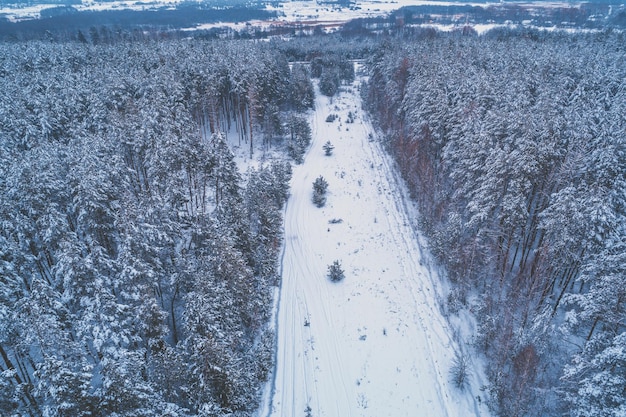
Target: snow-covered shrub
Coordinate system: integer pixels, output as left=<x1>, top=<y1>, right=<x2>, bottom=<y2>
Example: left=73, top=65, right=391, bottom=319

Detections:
left=312, top=176, right=328, bottom=207
left=327, top=260, right=345, bottom=282
left=325, top=114, right=338, bottom=123
left=313, top=176, right=328, bottom=194
left=449, top=351, right=471, bottom=390
left=312, top=192, right=326, bottom=208
left=446, top=288, right=466, bottom=315
left=323, top=141, right=334, bottom=156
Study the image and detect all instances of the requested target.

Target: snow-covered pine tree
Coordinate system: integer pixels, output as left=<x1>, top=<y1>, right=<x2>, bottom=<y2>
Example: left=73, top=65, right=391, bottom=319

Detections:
left=286, top=115, right=312, bottom=164
left=0, top=38, right=296, bottom=415
left=319, top=68, right=341, bottom=97
left=290, top=64, right=315, bottom=111
left=323, top=141, right=334, bottom=156
left=365, top=31, right=626, bottom=417
left=312, top=176, right=329, bottom=207
left=327, top=260, right=345, bottom=282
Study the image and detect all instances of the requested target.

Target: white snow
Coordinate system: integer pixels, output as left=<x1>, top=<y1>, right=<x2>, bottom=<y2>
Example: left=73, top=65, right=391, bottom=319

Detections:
left=261, top=70, right=491, bottom=417
left=0, top=0, right=590, bottom=26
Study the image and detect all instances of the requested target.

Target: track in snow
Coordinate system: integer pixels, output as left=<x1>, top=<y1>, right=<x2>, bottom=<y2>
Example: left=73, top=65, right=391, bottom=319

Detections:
left=264, top=75, right=487, bottom=417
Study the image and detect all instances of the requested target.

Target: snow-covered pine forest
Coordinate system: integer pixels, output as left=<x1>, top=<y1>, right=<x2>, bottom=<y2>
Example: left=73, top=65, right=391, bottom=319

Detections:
left=0, top=27, right=625, bottom=417
left=365, top=30, right=626, bottom=417
left=0, top=39, right=327, bottom=416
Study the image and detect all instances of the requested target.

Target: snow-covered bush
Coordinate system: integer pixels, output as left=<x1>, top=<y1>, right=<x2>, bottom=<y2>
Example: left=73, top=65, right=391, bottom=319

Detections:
left=446, top=288, right=466, bottom=315
left=312, top=191, right=326, bottom=208
left=327, top=260, right=345, bottom=282
left=323, top=141, right=334, bottom=156
left=449, top=352, right=471, bottom=390
left=312, top=176, right=328, bottom=207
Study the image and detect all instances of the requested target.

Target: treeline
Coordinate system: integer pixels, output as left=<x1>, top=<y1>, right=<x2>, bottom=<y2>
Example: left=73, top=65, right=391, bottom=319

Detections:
left=394, top=2, right=623, bottom=30
left=0, top=6, right=277, bottom=41
left=273, top=34, right=378, bottom=62
left=0, top=38, right=311, bottom=416
left=365, top=31, right=626, bottom=416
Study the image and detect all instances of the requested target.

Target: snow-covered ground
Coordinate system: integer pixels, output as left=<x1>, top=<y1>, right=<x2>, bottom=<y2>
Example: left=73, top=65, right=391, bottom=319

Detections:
left=0, top=0, right=413, bottom=23
left=261, top=73, right=491, bottom=417
left=0, top=0, right=455, bottom=23
left=0, top=0, right=588, bottom=26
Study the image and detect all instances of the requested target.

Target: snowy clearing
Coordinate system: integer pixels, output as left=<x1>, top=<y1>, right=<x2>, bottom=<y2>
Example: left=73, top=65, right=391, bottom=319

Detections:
left=261, top=73, right=490, bottom=417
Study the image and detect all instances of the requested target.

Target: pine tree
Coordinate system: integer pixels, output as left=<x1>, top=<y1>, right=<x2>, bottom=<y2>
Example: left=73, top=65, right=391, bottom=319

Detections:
left=319, top=68, right=340, bottom=97
left=286, top=115, right=312, bottom=164
left=327, top=260, right=345, bottom=282
left=312, top=176, right=329, bottom=208
left=563, top=332, right=626, bottom=417
left=323, top=141, right=334, bottom=156
left=290, top=64, right=315, bottom=111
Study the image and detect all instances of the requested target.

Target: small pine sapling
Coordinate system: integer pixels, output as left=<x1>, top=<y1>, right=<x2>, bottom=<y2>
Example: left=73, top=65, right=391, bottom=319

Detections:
left=449, top=351, right=471, bottom=390
left=313, top=176, right=328, bottom=194
left=327, top=260, right=345, bottom=282
left=312, top=176, right=328, bottom=207
left=312, top=191, right=326, bottom=208
left=323, top=141, right=334, bottom=156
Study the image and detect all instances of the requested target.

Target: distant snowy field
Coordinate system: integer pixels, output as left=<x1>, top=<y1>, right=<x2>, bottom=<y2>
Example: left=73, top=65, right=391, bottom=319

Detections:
left=1, top=0, right=401, bottom=22
left=1, top=0, right=585, bottom=30
left=1, top=0, right=429, bottom=23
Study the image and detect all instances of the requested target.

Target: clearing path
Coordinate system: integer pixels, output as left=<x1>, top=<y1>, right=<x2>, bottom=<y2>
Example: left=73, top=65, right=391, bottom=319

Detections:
left=264, top=77, right=488, bottom=417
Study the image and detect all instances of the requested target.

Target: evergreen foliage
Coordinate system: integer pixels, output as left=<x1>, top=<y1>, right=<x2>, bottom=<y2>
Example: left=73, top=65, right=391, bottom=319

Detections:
left=449, top=352, right=470, bottom=390
left=323, top=141, right=334, bottom=156
left=286, top=115, right=312, bottom=164
left=365, top=31, right=626, bottom=417
left=327, top=260, right=345, bottom=282
left=310, top=53, right=355, bottom=97
left=289, top=64, right=315, bottom=111
left=0, top=38, right=293, bottom=417
left=2, top=25, right=624, bottom=417
left=310, top=54, right=355, bottom=82
left=319, top=68, right=341, bottom=97
left=312, top=176, right=329, bottom=207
